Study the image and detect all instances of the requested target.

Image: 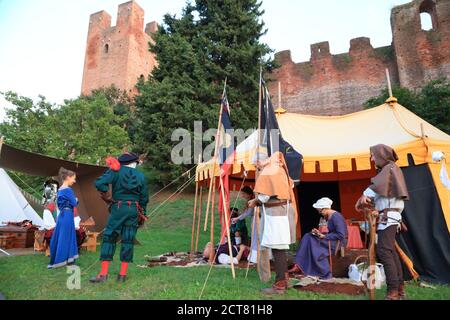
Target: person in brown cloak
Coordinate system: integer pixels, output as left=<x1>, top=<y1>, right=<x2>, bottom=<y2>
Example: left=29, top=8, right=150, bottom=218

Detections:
left=248, top=152, right=297, bottom=295
left=356, top=144, right=409, bottom=300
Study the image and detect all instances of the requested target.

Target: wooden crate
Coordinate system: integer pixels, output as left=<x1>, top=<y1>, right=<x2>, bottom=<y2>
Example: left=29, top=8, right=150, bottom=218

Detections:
left=0, top=226, right=36, bottom=249
left=0, top=235, right=15, bottom=249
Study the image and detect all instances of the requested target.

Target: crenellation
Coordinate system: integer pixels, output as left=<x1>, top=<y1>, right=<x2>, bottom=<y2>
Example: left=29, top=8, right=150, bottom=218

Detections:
left=145, top=21, right=158, bottom=35
left=270, top=0, right=449, bottom=115
left=310, top=41, right=331, bottom=60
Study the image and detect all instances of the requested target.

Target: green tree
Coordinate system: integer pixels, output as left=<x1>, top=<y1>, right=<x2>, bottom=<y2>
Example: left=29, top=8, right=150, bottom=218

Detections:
left=0, top=91, right=131, bottom=164
left=364, top=79, right=450, bottom=134
left=135, top=0, right=274, bottom=185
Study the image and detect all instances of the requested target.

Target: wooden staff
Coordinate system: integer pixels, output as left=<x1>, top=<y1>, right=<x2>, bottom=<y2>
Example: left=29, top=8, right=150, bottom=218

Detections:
left=190, top=181, right=199, bottom=256
left=366, top=209, right=377, bottom=301
left=195, top=186, right=203, bottom=252
left=204, top=79, right=228, bottom=232
left=219, top=176, right=236, bottom=278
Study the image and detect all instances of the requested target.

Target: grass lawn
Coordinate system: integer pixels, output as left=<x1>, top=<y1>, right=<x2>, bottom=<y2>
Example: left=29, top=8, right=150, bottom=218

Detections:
left=0, top=194, right=449, bottom=300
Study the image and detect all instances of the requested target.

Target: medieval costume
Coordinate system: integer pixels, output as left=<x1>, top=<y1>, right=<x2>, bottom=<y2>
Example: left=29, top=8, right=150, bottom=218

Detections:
left=43, top=202, right=86, bottom=249
left=293, top=197, right=347, bottom=279
left=357, top=144, right=409, bottom=300
left=230, top=208, right=249, bottom=246
left=47, top=187, right=79, bottom=269
left=253, top=152, right=297, bottom=294
left=90, top=152, right=149, bottom=283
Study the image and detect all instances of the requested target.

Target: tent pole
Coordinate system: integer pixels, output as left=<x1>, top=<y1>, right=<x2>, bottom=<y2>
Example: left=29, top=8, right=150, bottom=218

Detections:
left=386, top=68, right=393, bottom=98
left=195, top=186, right=203, bottom=253
left=0, top=136, right=4, bottom=158
left=204, top=79, right=227, bottom=232
left=278, top=82, right=282, bottom=109
left=219, top=175, right=236, bottom=278
left=190, top=181, right=199, bottom=256
left=209, top=178, right=216, bottom=263
left=0, top=248, right=11, bottom=256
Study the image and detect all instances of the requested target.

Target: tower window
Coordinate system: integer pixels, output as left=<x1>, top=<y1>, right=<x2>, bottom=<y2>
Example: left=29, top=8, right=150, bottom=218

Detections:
left=104, top=44, right=109, bottom=53
left=420, top=12, right=433, bottom=31
left=419, top=0, right=438, bottom=30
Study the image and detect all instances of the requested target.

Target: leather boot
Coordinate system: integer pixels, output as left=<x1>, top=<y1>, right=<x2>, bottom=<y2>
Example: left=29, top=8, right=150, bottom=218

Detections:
left=385, top=288, right=399, bottom=300
left=89, top=274, right=108, bottom=284
left=398, top=283, right=406, bottom=300
left=261, top=279, right=287, bottom=295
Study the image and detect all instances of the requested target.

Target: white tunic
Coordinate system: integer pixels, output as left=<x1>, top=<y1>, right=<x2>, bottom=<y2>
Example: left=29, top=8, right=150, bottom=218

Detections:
left=258, top=194, right=291, bottom=250
left=363, top=187, right=404, bottom=231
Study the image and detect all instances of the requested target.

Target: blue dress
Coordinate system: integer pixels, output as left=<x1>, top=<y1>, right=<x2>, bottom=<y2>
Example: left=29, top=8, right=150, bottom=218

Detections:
left=295, top=211, right=348, bottom=279
left=48, top=187, right=79, bottom=268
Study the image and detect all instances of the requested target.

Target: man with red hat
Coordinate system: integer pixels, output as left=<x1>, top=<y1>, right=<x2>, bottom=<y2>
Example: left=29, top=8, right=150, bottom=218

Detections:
left=90, top=152, right=149, bottom=283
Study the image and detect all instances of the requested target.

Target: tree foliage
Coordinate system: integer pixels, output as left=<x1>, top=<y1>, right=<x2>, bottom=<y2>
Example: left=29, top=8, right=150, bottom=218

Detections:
left=135, top=0, right=274, bottom=185
left=364, top=79, right=450, bottom=134
left=0, top=90, right=131, bottom=164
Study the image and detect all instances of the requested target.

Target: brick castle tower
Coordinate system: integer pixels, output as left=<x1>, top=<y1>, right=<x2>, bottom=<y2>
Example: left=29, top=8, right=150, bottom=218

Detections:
left=81, top=1, right=157, bottom=96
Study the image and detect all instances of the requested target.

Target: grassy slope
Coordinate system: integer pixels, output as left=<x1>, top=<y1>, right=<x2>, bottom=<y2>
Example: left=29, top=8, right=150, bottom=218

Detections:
left=0, top=195, right=449, bottom=300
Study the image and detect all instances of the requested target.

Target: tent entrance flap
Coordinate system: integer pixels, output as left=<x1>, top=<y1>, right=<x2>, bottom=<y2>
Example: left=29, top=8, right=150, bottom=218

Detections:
left=297, top=181, right=341, bottom=237
left=399, top=164, right=450, bottom=285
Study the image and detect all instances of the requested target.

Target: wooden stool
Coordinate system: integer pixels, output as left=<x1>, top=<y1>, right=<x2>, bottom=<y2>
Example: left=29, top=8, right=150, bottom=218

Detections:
left=81, top=232, right=100, bottom=252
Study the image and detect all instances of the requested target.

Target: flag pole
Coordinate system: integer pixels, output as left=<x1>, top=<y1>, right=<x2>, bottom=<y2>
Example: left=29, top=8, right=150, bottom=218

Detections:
left=255, top=66, right=263, bottom=275
left=219, top=175, right=236, bottom=279
left=204, top=78, right=228, bottom=232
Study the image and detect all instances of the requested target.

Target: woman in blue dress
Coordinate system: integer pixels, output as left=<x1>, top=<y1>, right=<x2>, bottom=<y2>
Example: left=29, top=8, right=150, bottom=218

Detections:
left=48, top=167, right=79, bottom=269
left=289, top=197, right=348, bottom=279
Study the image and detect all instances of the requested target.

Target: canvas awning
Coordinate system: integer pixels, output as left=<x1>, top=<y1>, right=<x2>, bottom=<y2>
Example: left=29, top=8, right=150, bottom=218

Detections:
left=195, top=101, right=450, bottom=232
left=196, top=101, right=450, bottom=179
left=0, top=140, right=108, bottom=231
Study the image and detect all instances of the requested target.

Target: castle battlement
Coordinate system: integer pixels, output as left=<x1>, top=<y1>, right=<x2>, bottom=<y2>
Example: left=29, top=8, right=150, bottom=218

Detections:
left=269, top=0, right=449, bottom=115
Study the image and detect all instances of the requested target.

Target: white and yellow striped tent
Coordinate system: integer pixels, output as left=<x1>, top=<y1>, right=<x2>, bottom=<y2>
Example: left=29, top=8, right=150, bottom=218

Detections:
left=196, top=98, right=450, bottom=232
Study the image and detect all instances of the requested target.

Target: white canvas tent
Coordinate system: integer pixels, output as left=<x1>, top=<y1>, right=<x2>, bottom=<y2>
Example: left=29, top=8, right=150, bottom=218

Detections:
left=0, top=168, right=44, bottom=227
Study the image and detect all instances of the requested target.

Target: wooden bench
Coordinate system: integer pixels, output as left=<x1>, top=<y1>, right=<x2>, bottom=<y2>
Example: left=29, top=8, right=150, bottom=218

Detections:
left=80, top=232, right=100, bottom=252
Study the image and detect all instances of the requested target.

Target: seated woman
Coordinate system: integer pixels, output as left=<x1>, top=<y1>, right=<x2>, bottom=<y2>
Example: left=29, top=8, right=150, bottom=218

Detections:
left=202, top=239, right=249, bottom=265
left=289, top=197, right=347, bottom=279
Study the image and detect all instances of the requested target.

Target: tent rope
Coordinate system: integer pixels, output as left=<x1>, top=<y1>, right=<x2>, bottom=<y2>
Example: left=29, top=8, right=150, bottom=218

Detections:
left=8, top=170, right=42, bottom=200
left=149, top=166, right=197, bottom=200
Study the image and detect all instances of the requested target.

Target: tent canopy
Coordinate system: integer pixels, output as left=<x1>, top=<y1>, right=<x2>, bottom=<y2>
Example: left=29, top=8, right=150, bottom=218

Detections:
left=196, top=100, right=450, bottom=233
left=196, top=101, right=450, bottom=180
left=0, top=168, right=45, bottom=226
left=0, top=141, right=108, bottom=231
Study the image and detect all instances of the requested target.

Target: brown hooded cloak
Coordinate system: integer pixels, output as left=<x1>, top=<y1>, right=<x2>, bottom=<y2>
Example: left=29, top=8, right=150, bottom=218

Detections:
left=369, top=144, right=409, bottom=200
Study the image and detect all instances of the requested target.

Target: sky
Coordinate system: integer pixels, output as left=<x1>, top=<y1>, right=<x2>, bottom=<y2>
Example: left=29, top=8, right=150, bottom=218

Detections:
left=0, top=0, right=415, bottom=121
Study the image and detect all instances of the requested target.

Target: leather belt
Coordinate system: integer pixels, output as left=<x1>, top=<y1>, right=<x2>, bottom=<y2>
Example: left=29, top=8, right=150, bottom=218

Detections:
left=381, top=208, right=402, bottom=213
left=263, top=201, right=288, bottom=208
